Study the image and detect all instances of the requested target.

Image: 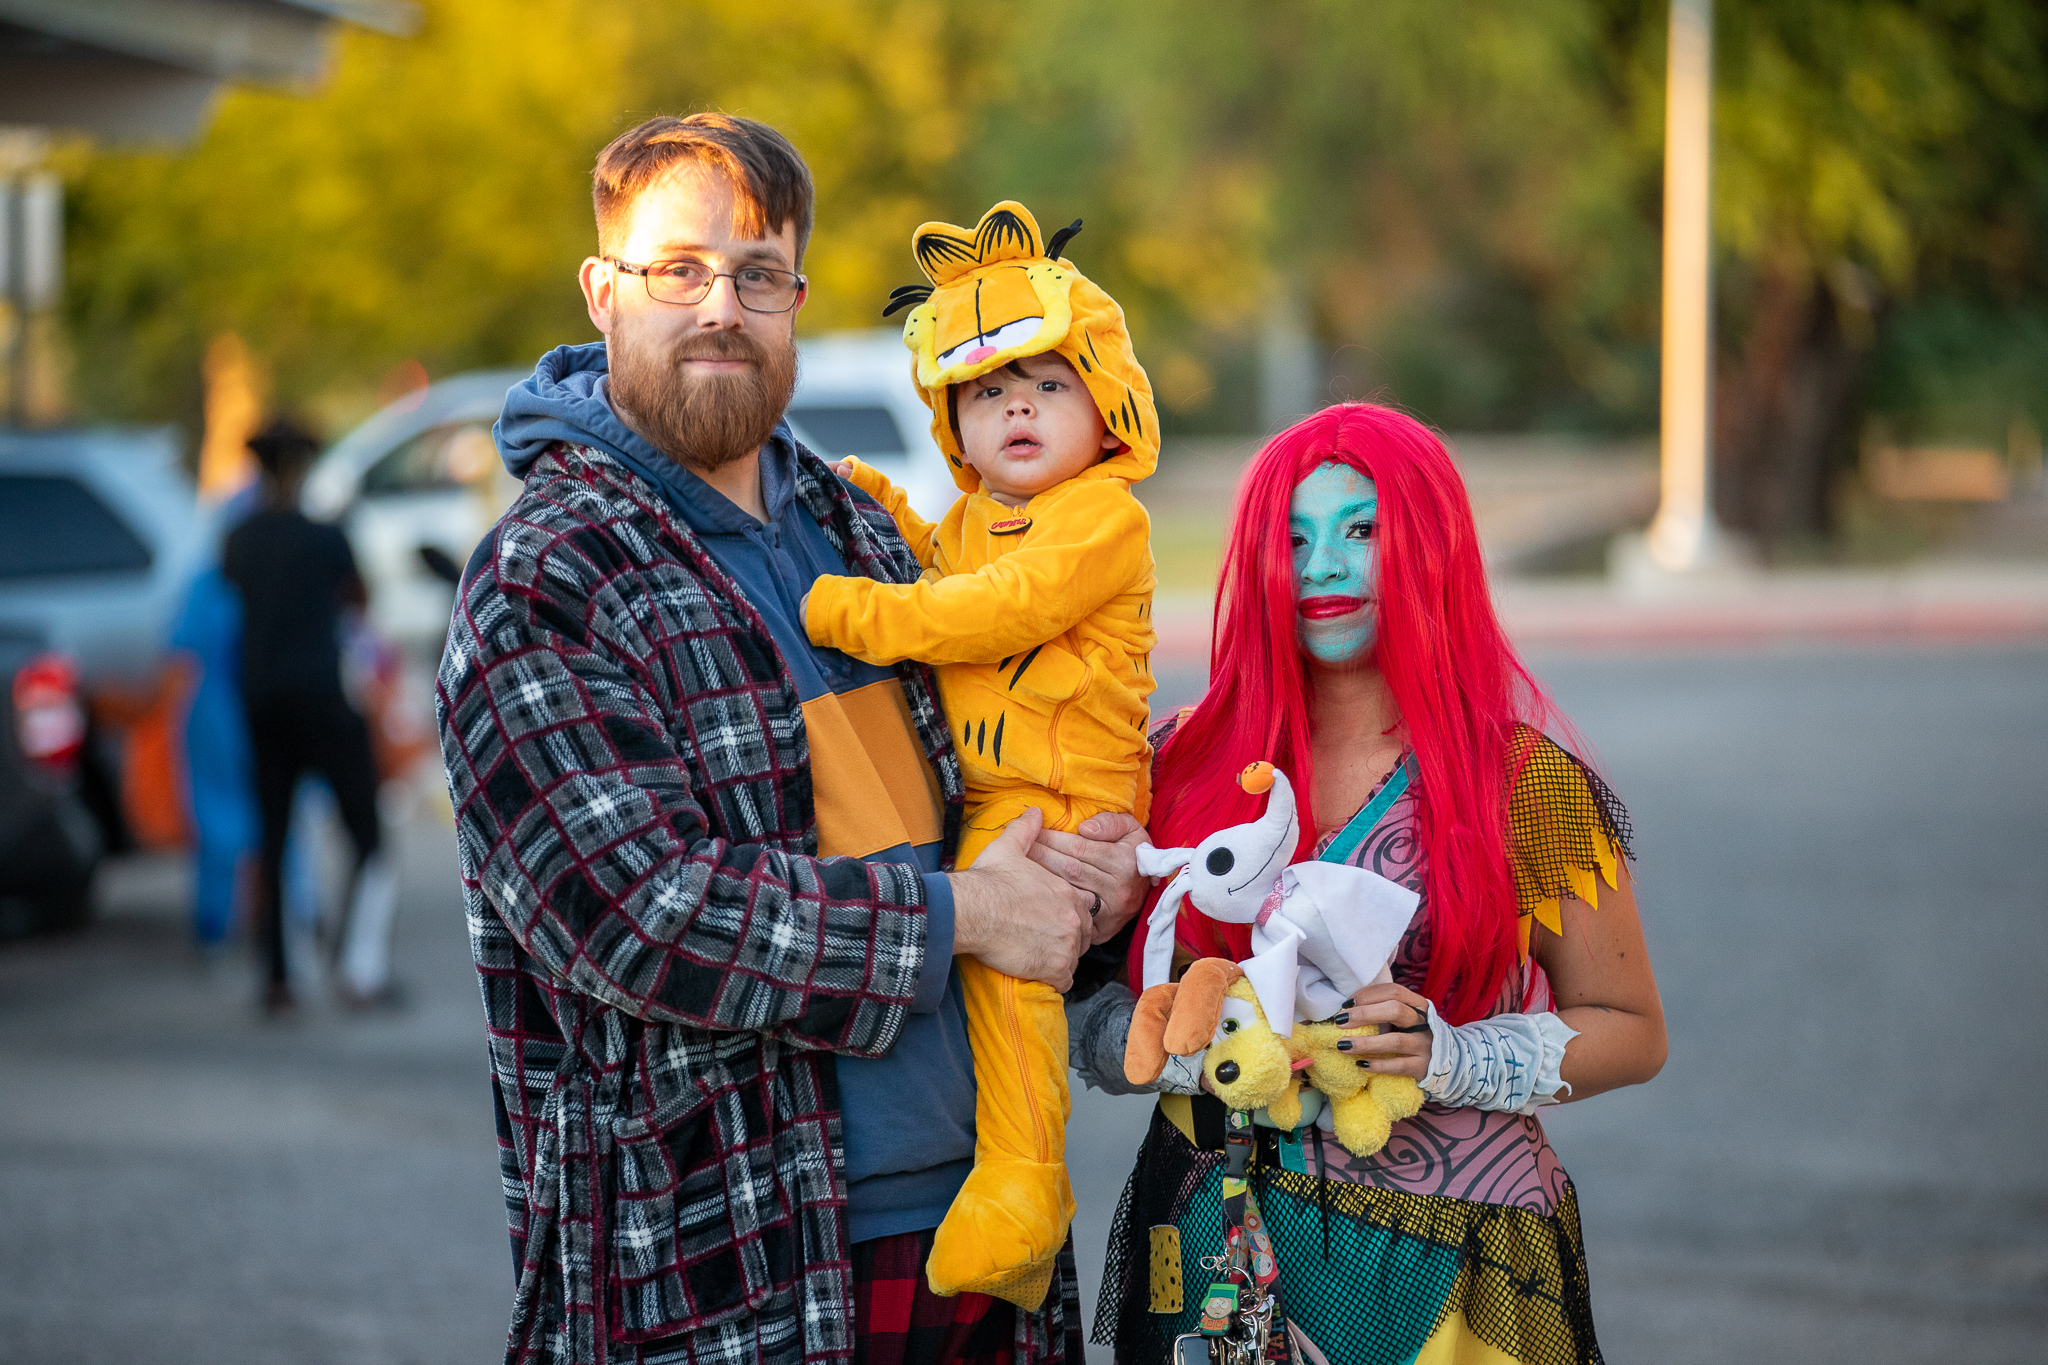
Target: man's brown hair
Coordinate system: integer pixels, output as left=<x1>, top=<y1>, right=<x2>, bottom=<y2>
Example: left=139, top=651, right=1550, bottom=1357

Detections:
left=592, top=113, right=814, bottom=263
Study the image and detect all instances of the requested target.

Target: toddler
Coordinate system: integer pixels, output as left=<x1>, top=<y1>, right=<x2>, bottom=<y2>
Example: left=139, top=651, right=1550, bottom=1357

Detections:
left=804, top=201, right=1158, bottom=1307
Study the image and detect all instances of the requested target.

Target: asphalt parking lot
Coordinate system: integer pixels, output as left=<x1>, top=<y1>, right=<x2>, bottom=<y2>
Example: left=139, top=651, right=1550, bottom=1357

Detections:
left=2, top=641, right=2043, bottom=1363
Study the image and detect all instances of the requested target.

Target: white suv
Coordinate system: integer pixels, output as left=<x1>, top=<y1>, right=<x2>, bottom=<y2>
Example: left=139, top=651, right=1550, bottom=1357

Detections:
left=304, top=330, right=952, bottom=649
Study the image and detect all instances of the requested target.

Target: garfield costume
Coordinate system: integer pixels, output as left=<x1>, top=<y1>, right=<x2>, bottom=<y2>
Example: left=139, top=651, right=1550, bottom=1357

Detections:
left=804, top=202, right=1158, bottom=1307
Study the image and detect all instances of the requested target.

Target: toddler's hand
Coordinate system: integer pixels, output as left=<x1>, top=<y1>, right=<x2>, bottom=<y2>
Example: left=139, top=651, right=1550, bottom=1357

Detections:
left=829, top=459, right=855, bottom=478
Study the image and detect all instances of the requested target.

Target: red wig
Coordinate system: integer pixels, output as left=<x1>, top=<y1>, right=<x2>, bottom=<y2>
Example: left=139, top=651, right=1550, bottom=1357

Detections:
left=1132, top=404, right=1557, bottom=1025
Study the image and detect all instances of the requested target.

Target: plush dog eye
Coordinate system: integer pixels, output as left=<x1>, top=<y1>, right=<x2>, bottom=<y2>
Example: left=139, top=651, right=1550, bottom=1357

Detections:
left=1205, top=848, right=1235, bottom=876
left=1221, top=1019, right=1238, bottom=1034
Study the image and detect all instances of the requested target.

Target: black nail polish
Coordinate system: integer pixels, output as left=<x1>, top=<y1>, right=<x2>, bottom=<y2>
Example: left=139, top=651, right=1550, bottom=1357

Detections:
left=1330, top=1012, right=1351, bottom=1025
left=1336, top=1039, right=1352, bottom=1052
left=1355, top=1058, right=1371, bottom=1068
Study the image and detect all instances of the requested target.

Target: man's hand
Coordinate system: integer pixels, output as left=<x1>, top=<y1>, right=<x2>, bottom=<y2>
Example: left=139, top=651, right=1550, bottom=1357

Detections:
left=949, top=807, right=1092, bottom=991
left=1028, top=812, right=1151, bottom=945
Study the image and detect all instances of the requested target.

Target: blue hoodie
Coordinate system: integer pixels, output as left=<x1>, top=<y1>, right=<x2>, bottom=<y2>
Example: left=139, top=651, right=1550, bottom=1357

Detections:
left=495, top=343, right=976, bottom=1244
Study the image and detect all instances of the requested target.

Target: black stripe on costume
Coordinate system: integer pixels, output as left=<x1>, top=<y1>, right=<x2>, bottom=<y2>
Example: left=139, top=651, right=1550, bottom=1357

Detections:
left=916, top=233, right=977, bottom=271
left=992, top=713, right=1005, bottom=768
left=976, top=208, right=1038, bottom=259
left=1007, top=645, right=1045, bottom=691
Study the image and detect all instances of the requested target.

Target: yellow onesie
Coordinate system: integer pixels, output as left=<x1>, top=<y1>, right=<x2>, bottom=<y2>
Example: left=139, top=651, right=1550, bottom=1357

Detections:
left=804, top=202, right=1159, bottom=1309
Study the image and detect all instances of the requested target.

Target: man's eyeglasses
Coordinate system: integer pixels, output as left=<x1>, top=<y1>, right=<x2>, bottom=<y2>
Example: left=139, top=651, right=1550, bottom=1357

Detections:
left=605, top=256, right=806, bottom=313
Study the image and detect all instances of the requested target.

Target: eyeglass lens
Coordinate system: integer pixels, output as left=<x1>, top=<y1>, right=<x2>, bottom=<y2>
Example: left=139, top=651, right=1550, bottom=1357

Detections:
left=644, top=262, right=800, bottom=311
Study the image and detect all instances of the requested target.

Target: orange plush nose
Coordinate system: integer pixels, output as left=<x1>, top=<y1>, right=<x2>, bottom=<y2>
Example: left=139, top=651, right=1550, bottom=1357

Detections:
left=1238, top=761, right=1276, bottom=794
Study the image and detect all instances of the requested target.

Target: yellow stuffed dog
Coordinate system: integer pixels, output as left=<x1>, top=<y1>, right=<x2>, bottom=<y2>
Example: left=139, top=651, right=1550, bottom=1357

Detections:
left=1127, top=959, right=1424, bottom=1158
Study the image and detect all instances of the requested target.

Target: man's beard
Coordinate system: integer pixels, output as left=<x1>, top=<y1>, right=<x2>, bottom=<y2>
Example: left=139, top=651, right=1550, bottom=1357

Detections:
left=608, top=321, right=798, bottom=475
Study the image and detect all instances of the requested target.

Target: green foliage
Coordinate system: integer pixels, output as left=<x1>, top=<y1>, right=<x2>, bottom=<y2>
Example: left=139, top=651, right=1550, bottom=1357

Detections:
left=1866, top=296, right=2048, bottom=445
left=945, top=0, right=1664, bottom=431
left=1709, top=0, right=2048, bottom=290
left=52, top=0, right=2048, bottom=474
left=59, top=0, right=1004, bottom=432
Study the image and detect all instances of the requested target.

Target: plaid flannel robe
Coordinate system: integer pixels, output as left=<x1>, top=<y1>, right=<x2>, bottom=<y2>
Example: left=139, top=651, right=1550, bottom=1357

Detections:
left=437, top=441, right=1076, bottom=1365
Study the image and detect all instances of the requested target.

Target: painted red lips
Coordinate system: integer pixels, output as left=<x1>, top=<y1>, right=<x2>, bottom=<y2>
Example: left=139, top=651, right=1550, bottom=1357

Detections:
left=1298, top=594, right=1368, bottom=621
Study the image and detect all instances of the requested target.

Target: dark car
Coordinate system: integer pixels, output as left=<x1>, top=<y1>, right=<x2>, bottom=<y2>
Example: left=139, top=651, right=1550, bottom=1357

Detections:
left=0, top=428, right=208, bottom=934
left=0, top=638, right=101, bottom=936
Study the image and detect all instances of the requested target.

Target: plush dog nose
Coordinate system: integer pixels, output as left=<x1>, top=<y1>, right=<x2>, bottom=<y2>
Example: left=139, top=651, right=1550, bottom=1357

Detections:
left=1214, top=1060, right=1240, bottom=1085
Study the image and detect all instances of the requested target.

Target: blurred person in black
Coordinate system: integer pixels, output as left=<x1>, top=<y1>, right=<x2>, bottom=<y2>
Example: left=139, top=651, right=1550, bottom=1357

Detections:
left=222, top=419, right=395, bottom=1013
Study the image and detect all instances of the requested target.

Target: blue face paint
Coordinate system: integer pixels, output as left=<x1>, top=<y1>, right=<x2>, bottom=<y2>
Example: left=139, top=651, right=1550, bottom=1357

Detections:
left=1289, top=461, right=1379, bottom=666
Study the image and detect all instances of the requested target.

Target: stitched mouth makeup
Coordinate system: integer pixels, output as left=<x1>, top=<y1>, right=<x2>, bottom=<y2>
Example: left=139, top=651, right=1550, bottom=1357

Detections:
left=1299, top=594, right=1367, bottom=621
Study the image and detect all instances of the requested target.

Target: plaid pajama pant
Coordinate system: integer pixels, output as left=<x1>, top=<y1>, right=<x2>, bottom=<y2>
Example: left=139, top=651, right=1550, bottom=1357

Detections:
left=852, top=1230, right=1016, bottom=1365
left=626, top=1230, right=1079, bottom=1365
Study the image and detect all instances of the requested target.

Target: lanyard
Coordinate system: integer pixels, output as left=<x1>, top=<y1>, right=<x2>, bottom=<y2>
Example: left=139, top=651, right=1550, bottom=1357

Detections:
left=1214, top=1111, right=1293, bottom=1362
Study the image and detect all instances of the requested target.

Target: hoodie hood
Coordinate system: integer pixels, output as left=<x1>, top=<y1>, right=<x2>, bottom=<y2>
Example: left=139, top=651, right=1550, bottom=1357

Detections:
left=493, top=341, right=663, bottom=480
left=493, top=340, right=802, bottom=531
left=888, top=202, right=1158, bottom=495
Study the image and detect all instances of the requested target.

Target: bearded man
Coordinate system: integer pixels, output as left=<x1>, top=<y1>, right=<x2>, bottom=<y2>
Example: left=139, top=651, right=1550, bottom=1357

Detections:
left=437, top=114, right=1138, bottom=1365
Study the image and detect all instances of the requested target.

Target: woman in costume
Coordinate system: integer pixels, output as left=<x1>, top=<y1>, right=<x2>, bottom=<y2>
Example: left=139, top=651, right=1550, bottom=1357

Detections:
left=1070, top=403, right=1667, bottom=1364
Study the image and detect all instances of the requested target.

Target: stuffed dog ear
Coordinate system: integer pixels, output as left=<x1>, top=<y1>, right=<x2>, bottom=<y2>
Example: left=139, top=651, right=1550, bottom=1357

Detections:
left=1123, top=983, right=1179, bottom=1085
left=1161, top=958, right=1243, bottom=1057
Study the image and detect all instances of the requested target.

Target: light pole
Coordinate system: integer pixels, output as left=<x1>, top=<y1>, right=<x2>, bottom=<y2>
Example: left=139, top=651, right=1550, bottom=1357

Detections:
left=1641, top=0, right=1737, bottom=574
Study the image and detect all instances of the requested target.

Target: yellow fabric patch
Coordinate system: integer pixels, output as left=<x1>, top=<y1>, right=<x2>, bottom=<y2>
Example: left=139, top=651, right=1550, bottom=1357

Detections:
left=1147, top=1224, right=1183, bottom=1313
left=1158, top=1092, right=1198, bottom=1147
left=1519, top=825, right=1623, bottom=954
left=803, top=680, right=945, bottom=860
left=1409, top=1308, right=1523, bottom=1365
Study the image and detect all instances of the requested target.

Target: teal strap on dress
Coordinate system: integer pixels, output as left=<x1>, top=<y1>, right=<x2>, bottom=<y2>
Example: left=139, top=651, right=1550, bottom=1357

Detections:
left=1317, top=754, right=1414, bottom=867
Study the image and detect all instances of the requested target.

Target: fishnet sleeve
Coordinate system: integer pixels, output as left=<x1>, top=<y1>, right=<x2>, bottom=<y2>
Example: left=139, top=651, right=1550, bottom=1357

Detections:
left=1506, top=725, right=1635, bottom=952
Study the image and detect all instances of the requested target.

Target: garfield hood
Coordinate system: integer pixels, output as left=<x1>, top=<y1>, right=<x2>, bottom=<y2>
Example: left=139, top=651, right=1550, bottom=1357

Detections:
left=886, top=201, right=1158, bottom=495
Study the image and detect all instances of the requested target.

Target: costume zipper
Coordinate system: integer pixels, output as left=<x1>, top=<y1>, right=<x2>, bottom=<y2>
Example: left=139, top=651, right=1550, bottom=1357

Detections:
left=1002, top=970, right=1050, bottom=1161
left=1045, top=635, right=1081, bottom=790
left=1046, top=696, right=1073, bottom=790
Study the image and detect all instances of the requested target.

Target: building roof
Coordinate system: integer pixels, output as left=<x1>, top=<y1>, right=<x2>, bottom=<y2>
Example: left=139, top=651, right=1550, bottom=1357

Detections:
left=0, top=0, right=418, bottom=140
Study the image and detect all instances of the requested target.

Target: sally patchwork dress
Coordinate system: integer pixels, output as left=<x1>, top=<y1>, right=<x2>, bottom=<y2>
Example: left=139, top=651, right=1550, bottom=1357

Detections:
left=1095, top=729, right=1633, bottom=1365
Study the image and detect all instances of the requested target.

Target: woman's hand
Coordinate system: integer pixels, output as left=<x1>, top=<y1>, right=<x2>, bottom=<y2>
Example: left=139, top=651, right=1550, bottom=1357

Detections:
left=1326, top=982, right=1434, bottom=1080
left=1028, top=812, right=1151, bottom=945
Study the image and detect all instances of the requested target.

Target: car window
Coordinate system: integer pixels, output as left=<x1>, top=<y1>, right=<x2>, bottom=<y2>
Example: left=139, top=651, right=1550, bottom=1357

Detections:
left=786, top=404, right=907, bottom=459
left=0, top=475, right=152, bottom=580
left=360, top=422, right=500, bottom=496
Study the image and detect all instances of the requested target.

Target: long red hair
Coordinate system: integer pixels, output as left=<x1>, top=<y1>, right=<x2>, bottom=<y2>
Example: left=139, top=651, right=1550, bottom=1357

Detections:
left=1131, top=404, right=1556, bottom=1025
